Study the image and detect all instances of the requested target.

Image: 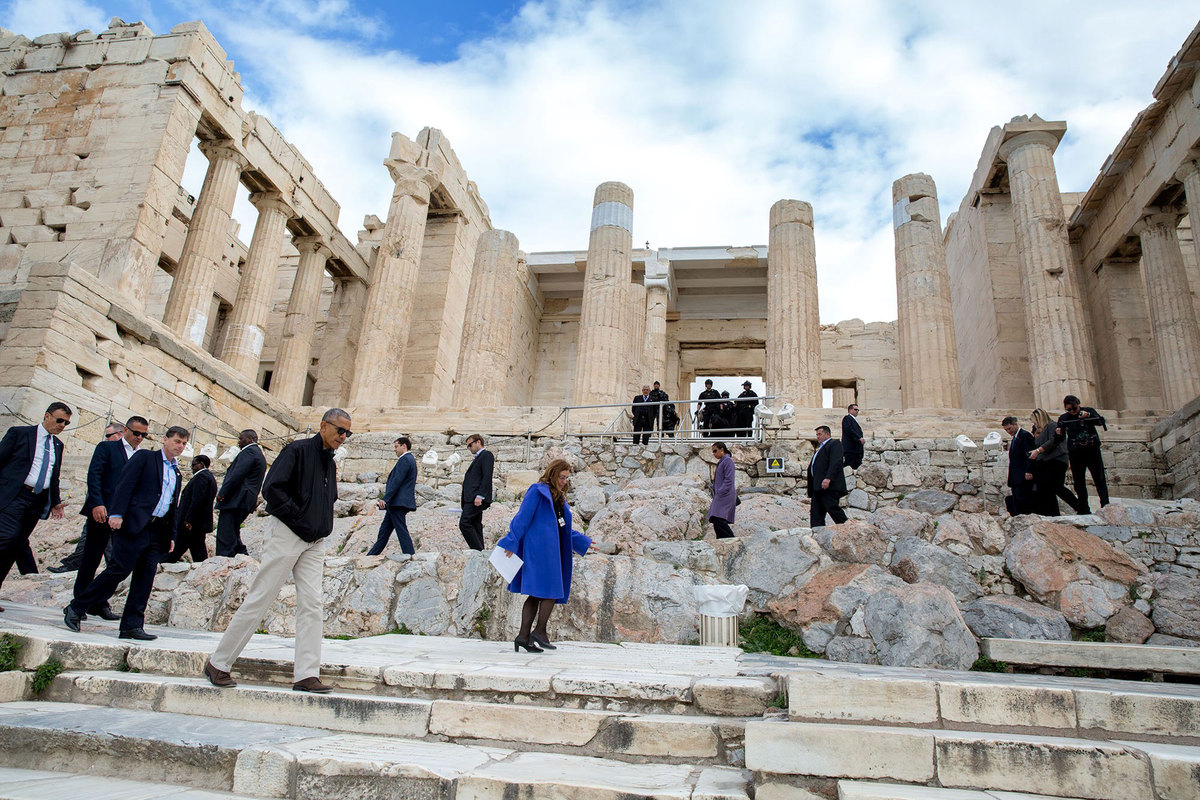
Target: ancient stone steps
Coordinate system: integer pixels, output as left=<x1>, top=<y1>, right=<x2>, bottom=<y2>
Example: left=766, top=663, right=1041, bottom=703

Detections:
left=784, top=660, right=1200, bottom=742
left=0, top=702, right=750, bottom=800
left=836, top=781, right=1082, bottom=799
left=33, top=669, right=746, bottom=766
left=980, top=636, right=1200, bottom=676
left=0, top=765, right=265, bottom=800
left=746, top=719, right=1199, bottom=800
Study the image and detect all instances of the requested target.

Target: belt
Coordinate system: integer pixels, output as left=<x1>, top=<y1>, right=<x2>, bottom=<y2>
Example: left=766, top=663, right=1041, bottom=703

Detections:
left=20, top=485, right=41, bottom=494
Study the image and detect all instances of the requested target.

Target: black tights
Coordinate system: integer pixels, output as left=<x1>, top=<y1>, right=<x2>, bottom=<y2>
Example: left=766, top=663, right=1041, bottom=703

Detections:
left=519, top=595, right=557, bottom=640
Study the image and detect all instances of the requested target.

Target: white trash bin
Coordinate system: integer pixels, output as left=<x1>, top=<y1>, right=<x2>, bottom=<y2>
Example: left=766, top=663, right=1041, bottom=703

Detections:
left=694, top=584, right=749, bottom=647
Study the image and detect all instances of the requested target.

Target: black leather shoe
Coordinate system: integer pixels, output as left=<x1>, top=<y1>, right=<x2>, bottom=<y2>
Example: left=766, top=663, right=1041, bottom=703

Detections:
left=47, top=565, right=75, bottom=573
left=514, top=635, right=543, bottom=653
left=118, top=628, right=157, bottom=641
left=63, top=605, right=82, bottom=632
left=90, top=606, right=120, bottom=621
left=530, top=632, right=557, bottom=650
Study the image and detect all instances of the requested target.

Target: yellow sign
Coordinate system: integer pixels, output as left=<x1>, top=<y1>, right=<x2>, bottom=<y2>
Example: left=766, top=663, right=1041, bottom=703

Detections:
left=766, top=457, right=785, bottom=473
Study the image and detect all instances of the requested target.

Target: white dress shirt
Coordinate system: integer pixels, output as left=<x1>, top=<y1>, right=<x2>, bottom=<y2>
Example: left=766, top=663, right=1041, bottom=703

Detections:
left=23, top=423, right=57, bottom=489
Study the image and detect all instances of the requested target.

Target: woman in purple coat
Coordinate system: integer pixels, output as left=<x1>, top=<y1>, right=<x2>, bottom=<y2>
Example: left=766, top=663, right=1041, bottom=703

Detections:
left=708, top=441, right=737, bottom=538
left=498, top=459, right=593, bottom=652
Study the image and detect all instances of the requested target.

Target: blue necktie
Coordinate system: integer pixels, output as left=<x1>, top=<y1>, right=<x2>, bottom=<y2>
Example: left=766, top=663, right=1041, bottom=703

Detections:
left=33, top=435, right=51, bottom=493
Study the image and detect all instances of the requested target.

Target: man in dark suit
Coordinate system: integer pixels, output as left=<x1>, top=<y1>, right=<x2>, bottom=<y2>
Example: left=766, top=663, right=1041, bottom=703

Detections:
left=648, top=381, right=676, bottom=436
left=65, top=426, right=189, bottom=639
left=841, top=403, right=865, bottom=470
left=697, top=379, right=720, bottom=436
left=70, top=415, right=149, bottom=620
left=165, top=454, right=217, bottom=563
left=807, top=425, right=848, bottom=528
left=1003, top=416, right=1036, bottom=516
left=0, top=401, right=71, bottom=609
left=368, top=437, right=418, bottom=555
left=49, top=422, right=125, bottom=574
left=631, top=384, right=655, bottom=445
left=215, top=429, right=266, bottom=557
left=459, top=433, right=493, bottom=551
left=735, top=381, right=759, bottom=436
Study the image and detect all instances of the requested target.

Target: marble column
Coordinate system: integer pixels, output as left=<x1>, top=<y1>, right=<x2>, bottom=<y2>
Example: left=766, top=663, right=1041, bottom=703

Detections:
left=1177, top=160, right=1200, bottom=274
left=1135, top=210, right=1200, bottom=410
left=271, top=236, right=329, bottom=406
left=349, top=167, right=436, bottom=408
left=643, top=274, right=669, bottom=384
left=627, top=281, right=647, bottom=390
left=893, top=173, right=962, bottom=409
left=311, top=277, right=368, bottom=407
left=455, top=229, right=521, bottom=406
left=572, top=181, right=633, bottom=407
left=997, top=131, right=1097, bottom=408
left=767, top=199, right=822, bottom=407
left=162, top=139, right=247, bottom=345
left=831, top=387, right=857, bottom=409
left=220, top=191, right=292, bottom=379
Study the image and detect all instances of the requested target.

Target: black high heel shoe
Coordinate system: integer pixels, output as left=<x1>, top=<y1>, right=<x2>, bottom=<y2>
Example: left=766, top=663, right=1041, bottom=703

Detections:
left=514, top=635, right=543, bottom=653
left=530, top=632, right=557, bottom=650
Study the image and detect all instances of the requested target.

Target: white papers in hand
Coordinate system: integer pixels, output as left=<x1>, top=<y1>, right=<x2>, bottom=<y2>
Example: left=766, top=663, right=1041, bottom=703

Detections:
left=489, top=546, right=522, bottom=583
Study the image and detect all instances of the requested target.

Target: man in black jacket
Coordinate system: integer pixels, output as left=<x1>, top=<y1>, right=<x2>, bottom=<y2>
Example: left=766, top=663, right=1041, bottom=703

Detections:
left=1055, top=395, right=1109, bottom=513
left=70, top=415, right=149, bottom=620
left=48, top=422, right=125, bottom=574
left=807, top=425, right=848, bottom=528
left=631, top=384, right=655, bottom=445
left=0, top=401, right=70, bottom=609
left=367, top=437, right=417, bottom=556
left=458, top=433, right=493, bottom=551
left=165, top=454, right=217, bottom=563
left=648, top=381, right=676, bottom=436
left=697, top=379, right=720, bottom=436
left=735, top=381, right=759, bottom=437
left=65, top=426, right=189, bottom=640
left=841, top=403, right=865, bottom=470
left=1002, top=416, right=1036, bottom=516
left=204, top=409, right=348, bottom=694
left=214, top=429, right=266, bottom=557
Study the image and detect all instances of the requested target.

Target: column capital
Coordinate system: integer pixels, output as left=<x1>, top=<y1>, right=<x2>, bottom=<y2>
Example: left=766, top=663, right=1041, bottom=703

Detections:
left=1134, top=208, right=1183, bottom=236
left=198, top=138, right=249, bottom=170
left=292, top=235, right=333, bottom=260
left=1174, top=159, right=1200, bottom=184
left=249, top=190, right=293, bottom=217
left=997, top=130, right=1061, bottom=162
left=386, top=163, right=438, bottom=196
left=769, top=199, right=813, bottom=228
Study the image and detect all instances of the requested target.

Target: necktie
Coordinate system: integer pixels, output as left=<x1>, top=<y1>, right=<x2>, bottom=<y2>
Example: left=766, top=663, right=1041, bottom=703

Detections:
left=34, top=435, right=51, bottom=493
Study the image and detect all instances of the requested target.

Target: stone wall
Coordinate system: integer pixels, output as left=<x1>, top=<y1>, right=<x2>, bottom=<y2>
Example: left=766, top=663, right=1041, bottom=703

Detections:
left=1154, top=394, right=1200, bottom=500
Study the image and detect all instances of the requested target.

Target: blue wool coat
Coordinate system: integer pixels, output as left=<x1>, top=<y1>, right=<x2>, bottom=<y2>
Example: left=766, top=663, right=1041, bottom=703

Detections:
left=497, top=483, right=591, bottom=603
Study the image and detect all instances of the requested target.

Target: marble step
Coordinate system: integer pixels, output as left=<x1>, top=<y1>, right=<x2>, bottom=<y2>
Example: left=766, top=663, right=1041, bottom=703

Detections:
left=0, top=701, right=751, bottom=800
left=836, top=782, right=1082, bottom=800
left=783, top=660, right=1200, bottom=741
left=745, top=719, right=1200, bottom=800
left=35, top=670, right=746, bottom=765
left=0, top=765, right=264, bottom=800
left=980, top=636, right=1200, bottom=676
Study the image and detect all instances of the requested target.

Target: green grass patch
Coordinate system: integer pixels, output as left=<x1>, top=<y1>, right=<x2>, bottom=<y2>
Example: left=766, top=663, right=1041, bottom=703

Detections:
left=325, top=634, right=355, bottom=640
left=30, top=658, right=63, bottom=694
left=970, top=655, right=1010, bottom=673
left=1078, top=628, right=1106, bottom=643
left=768, top=690, right=788, bottom=709
left=0, top=634, right=20, bottom=672
left=738, top=615, right=821, bottom=658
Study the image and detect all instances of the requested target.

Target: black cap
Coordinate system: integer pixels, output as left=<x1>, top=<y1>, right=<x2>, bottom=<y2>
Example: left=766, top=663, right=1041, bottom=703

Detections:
left=704, top=379, right=713, bottom=385
left=742, top=380, right=752, bottom=387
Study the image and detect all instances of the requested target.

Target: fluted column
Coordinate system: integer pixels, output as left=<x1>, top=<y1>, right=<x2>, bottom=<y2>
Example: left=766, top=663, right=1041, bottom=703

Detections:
left=643, top=275, right=669, bottom=384
left=893, top=173, right=962, bottom=409
left=832, top=387, right=857, bottom=409
left=162, top=140, right=247, bottom=345
left=998, top=131, right=1096, bottom=407
left=271, top=236, right=329, bottom=406
left=767, top=199, right=822, bottom=406
left=1177, top=160, right=1200, bottom=273
left=572, top=181, right=633, bottom=406
left=1135, top=210, right=1200, bottom=410
left=455, top=229, right=521, bottom=406
left=349, top=167, right=436, bottom=408
left=311, top=277, right=367, bottom=407
left=627, top=281, right=647, bottom=390
left=220, top=191, right=292, bottom=379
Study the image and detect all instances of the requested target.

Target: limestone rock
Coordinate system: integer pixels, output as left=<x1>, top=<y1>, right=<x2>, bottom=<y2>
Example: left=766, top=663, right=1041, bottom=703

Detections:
left=960, top=595, right=1071, bottom=641
left=586, top=476, right=712, bottom=553
left=869, top=506, right=933, bottom=540
left=1105, top=606, right=1155, bottom=644
left=644, top=540, right=720, bottom=574
left=573, top=486, right=607, bottom=522
left=856, top=462, right=891, bottom=489
left=813, top=519, right=890, bottom=565
left=824, top=635, right=878, bottom=664
left=734, top=494, right=811, bottom=535
left=954, top=511, right=1008, bottom=554
left=1058, top=581, right=1116, bottom=629
left=1148, top=574, right=1200, bottom=641
left=897, top=489, right=957, bottom=516
left=863, top=583, right=979, bottom=670
left=1004, top=521, right=1145, bottom=608
left=889, top=536, right=982, bottom=602
left=720, top=530, right=822, bottom=609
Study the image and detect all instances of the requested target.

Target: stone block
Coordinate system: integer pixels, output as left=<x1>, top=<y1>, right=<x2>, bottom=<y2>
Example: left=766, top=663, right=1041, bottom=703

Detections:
left=692, top=766, right=752, bottom=800
left=456, top=751, right=694, bottom=799
left=1115, top=740, right=1200, bottom=800
left=837, top=782, right=991, bottom=799
left=980, top=637, right=1200, bottom=675
left=596, top=713, right=720, bottom=757
left=13, top=635, right=128, bottom=671
left=937, top=681, right=1076, bottom=730
left=787, top=670, right=938, bottom=725
left=0, top=671, right=30, bottom=702
left=551, top=670, right=692, bottom=702
left=429, top=699, right=606, bottom=746
left=1075, top=688, right=1200, bottom=738
left=693, top=676, right=775, bottom=716
left=745, top=721, right=935, bottom=782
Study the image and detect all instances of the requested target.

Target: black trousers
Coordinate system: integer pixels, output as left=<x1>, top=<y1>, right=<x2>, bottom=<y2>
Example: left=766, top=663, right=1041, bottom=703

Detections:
left=809, top=492, right=848, bottom=528
left=1005, top=481, right=1035, bottom=516
left=368, top=508, right=414, bottom=555
left=163, top=525, right=208, bottom=563
left=72, top=517, right=116, bottom=611
left=69, top=519, right=167, bottom=632
left=0, top=488, right=46, bottom=590
left=1032, top=460, right=1077, bottom=516
left=844, top=450, right=864, bottom=470
left=710, top=516, right=735, bottom=539
left=632, top=419, right=652, bottom=445
left=459, top=504, right=485, bottom=550
left=1069, top=446, right=1108, bottom=512
left=215, top=508, right=250, bottom=557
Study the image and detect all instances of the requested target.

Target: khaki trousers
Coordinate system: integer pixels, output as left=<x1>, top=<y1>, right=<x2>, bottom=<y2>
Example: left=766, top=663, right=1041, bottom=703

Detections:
left=209, top=517, right=326, bottom=681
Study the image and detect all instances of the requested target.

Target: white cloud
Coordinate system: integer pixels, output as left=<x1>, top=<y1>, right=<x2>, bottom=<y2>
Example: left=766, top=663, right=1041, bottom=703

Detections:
left=6, top=1, right=1198, bottom=325
left=1, top=0, right=108, bottom=37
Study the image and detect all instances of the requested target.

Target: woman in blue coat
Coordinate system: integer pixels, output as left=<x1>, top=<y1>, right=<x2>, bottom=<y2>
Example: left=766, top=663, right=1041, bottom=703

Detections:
left=497, top=458, right=592, bottom=652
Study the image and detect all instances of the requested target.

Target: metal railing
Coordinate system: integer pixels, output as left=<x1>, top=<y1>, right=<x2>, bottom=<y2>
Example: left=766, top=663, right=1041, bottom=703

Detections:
left=562, top=396, right=780, bottom=443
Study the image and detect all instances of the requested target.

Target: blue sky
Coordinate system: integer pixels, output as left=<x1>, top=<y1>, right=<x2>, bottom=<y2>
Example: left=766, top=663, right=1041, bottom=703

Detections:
left=2, top=1, right=1197, bottom=325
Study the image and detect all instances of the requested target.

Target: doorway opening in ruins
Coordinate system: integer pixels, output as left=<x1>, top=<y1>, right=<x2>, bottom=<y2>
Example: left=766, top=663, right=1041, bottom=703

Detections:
left=823, top=378, right=859, bottom=410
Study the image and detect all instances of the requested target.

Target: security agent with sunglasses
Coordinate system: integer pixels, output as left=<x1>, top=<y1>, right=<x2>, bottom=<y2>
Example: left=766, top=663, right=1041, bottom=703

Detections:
left=0, top=401, right=71, bottom=609
left=204, top=409, right=350, bottom=694
left=69, top=415, right=149, bottom=621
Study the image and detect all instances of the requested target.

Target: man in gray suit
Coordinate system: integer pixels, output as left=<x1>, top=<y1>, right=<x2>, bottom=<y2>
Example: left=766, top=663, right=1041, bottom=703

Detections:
left=368, top=437, right=417, bottom=555
left=214, top=429, right=266, bottom=557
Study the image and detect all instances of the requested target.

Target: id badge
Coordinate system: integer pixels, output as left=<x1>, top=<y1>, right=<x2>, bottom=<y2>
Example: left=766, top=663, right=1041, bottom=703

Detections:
left=557, top=516, right=565, bottom=527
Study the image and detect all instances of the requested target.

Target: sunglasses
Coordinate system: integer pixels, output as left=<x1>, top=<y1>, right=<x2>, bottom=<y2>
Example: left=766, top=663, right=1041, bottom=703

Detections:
left=51, top=417, right=70, bottom=426
left=128, top=430, right=148, bottom=438
left=326, top=424, right=353, bottom=438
